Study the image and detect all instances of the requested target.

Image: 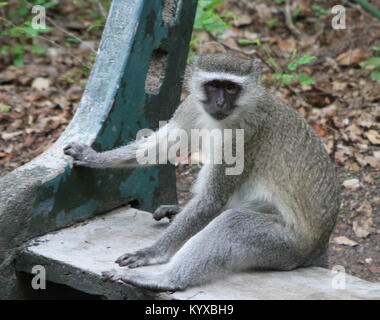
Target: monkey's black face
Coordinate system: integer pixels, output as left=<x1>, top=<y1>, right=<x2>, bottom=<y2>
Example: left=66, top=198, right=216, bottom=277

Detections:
left=202, top=80, right=241, bottom=120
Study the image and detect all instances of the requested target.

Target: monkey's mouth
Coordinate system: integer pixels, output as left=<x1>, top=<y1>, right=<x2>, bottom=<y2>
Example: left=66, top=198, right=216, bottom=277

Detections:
left=202, top=102, right=234, bottom=120
left=210, top=112, right=229, bottom=120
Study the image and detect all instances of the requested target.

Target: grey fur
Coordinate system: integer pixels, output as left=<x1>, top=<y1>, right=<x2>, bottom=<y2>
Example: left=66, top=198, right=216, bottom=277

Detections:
left=192, top=53, right=256, bottom=76
left=64, top=53, right=340, bottom=291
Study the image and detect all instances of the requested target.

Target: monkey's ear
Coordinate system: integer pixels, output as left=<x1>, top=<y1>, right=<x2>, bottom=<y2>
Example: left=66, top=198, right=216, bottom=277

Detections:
left=190, top=54, right=201, bottom=69
left=251, top=58, right=262, bottom=83
left=251, top=58, right=262, bottom=74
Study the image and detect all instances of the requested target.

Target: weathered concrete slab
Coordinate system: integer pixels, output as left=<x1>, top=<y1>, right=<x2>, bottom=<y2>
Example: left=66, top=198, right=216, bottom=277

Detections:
left=16, top=208, right=380, bottom=300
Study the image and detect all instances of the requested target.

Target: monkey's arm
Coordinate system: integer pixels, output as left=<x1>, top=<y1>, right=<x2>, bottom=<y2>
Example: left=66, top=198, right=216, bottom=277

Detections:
left=63, top=97, right=198, bottom=168
left=116, top=163, right=244, bottom=267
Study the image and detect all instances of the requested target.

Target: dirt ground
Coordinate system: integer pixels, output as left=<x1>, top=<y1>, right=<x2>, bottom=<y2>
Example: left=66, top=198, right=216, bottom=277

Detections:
left=0, top=0, right=379, bottom=283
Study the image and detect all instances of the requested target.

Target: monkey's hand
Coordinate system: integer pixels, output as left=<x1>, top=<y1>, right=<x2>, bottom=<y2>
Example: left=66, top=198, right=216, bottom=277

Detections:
left=63, top=142, right=99, bottom=167
left=102, top=268, right=183, bottom=292
left=115, top=246, right=168, bottom=268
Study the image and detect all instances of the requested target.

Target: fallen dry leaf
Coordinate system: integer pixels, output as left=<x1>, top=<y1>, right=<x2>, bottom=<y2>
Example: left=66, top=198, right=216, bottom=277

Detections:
left=368, top=266, right=379, bottom=274
left=349, top=200, right=373, bottom=238
left=337, top=48, right=367, bottom=66
left=345, top=161, right=360, bottom=172
left=255, top=3, right=272, bottom=21
left=364, top=156, right=380, bottom=169
left=363, top=174, right=375, bottom=184
left=364, top=130, right=380, bottom=145
left=277, top=37, right=296, bottom=54
left=312, top=123, right=328, bottom=137
left=32, top=77, right=51, bottom=91
left=342, top=178, right=361, bottom=190
left=333, top=236, right=358, bottom=247
left=334, top=151, right=348, bottom=164
left=345, top=124, right=363, bottom=143
left=232, top=15, right=252, bottom=27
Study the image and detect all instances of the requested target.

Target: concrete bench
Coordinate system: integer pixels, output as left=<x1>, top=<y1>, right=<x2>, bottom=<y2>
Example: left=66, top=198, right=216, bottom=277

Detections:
left=1, top=0, right=379, bottom=299
left=15, top=207, right=380, bottom=300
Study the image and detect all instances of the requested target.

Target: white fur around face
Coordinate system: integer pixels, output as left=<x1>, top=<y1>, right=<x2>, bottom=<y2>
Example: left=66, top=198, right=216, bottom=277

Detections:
left=187, top=70, right=262, bottom=128
left=194, top=70, right=251, bottom=85
left=188, top=70, right=251, bottom=101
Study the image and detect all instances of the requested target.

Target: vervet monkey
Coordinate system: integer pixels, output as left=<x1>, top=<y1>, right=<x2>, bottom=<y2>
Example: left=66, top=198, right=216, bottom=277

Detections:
left=64, top=53, right=340, bottom=291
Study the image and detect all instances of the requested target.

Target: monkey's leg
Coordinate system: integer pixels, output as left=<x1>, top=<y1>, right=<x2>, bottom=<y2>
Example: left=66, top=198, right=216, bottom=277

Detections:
left=115, top=163, right=245, bottom=268
left=106, top=208, right=304, bottom=291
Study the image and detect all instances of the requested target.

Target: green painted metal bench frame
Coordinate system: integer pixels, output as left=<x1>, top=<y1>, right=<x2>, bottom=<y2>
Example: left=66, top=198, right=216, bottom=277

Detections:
left=0, top=0, right=197, bottom=298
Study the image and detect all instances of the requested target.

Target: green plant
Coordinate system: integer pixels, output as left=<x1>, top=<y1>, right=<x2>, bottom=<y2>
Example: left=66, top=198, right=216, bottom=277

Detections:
left=239, top=38, right=279, bottom=71
left=266, top=17, right=278, bottom=28
left=239, top=39, right=315, bottom=86
left=85, top=0, right=110, bottom=32
left=0, top=1, right=55, bottom=66
left=311, top=4, right=331, bottom=17
left=293, top=7, right=302, bottom=18
left=1, top=104, right=10, bottom=113
left=193, top=0, right=231, bottom=34
left=273, top=52, right=316, bottom=85
left=188, top=0, right=233, bottom=62
left=0, top=0, right=110, bottom=66
left=362, top=44, right=380, bottom=83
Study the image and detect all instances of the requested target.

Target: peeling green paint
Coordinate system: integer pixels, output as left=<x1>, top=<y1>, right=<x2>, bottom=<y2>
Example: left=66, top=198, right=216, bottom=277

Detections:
left=34, top=198, right=55, bottom=219
left=26, top=0, right=197, bottom=237
left=56, top=210, right=65, bottom=228
left=119, top=167, right=157, bottom=207
left=72, top=199, right=100, bottom=222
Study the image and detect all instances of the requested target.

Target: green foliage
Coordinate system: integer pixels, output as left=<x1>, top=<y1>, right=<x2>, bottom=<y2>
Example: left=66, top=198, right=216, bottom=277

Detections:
left=1, top=0, right=110, bottom=66
left=293, top=7, right=302, bottom=18
left=239, top=39, right=315, bottom=87
left=266, top=18, right=278, bottom=28
left=272, top=72, right=315, bottom=85
left=188, top=0, right=232, bottom=63
left=0, top=0, right=56, bottom=66
left=1, top=104, right=10, bottom=113
left=363, top=44, right=380, bottom=83
left=274, top=53, right=316, bottom=85
left=311, top=4, right=331, bottom=17
left=193, top=0, right=231, bottom=34
left=287, top=53, right=316, bottom=71
left=239, top=38, right=279, bottom=71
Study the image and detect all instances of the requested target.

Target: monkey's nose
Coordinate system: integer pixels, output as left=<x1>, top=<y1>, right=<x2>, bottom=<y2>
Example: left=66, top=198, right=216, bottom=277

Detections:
left=216, top=101, right=224, bottom=108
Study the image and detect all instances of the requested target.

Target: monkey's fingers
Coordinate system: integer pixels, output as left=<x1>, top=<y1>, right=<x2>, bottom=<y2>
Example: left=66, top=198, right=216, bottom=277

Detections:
left=73, top=160, right=90, bottom=167
left=116, top=251, right=155, bottom=268
left=117, top=255, right=139, bottom=267
left=115, top=252, right=141, bottom=265
left=153, top=205, right=180, bottom=221
left=63, top=143, right=83, bottom=158
left=115, top=252, right=131, bottom=264
left=102, top=269, right=121, bottom=282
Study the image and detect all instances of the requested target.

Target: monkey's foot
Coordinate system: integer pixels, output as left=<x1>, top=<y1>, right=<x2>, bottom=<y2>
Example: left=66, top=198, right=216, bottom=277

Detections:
left=153, top=205, right=181, bottom=221
left=115, top=247, right=168, bottom=268
left=102, top=269, right=183, bottom=292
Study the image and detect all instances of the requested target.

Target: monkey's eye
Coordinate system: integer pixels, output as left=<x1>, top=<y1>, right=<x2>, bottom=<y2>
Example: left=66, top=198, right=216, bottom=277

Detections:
left=205, top=81, right=219, bottom=91
left=225, top=83, right=239, bottom=94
